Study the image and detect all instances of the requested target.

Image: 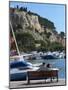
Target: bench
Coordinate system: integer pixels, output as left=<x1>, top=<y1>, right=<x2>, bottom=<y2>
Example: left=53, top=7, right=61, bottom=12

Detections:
left=27, top=70, right=58, bottom=84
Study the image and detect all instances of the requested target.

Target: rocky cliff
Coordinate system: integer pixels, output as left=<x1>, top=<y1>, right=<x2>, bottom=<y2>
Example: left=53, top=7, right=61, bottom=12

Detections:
left=10, top=7, right=65, bottom=52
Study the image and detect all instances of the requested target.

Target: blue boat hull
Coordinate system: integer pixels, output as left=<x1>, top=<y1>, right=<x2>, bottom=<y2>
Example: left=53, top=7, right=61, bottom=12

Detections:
left=10, top=72, right=27, bottom=81
left=41, top=55, right=57, bottom=59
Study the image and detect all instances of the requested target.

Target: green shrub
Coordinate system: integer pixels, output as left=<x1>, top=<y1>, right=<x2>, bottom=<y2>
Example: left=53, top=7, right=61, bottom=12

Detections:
left=49, top=42, right=64, bottom=51
left=15, top=32, right=35, bottom=52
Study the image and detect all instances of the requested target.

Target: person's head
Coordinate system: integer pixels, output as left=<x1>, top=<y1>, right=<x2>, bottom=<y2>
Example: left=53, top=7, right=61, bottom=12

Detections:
left=42, top=62, right=45, bottom=66
left=46, top=63, right=51, bottom=68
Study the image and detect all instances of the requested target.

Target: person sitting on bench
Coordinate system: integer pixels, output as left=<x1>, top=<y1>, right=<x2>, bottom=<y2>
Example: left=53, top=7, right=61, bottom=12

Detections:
left=38, top=63, right=52, bottom=71
left=46, top=63, right=52, bottom=68
left=38, top=62, right=46, bottom=71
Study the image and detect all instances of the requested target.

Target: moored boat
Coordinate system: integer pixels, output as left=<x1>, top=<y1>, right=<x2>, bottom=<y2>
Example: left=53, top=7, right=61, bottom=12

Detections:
left=41, top=55, right=58, bottom=59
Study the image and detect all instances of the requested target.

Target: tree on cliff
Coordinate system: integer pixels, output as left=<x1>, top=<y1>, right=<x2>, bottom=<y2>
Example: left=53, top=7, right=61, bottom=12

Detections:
left=59, top=32, right=65, bottom=38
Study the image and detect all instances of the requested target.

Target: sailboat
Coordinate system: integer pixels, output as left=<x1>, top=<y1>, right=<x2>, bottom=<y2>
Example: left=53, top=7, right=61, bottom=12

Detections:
left=10, top=20, right=39, bottom=81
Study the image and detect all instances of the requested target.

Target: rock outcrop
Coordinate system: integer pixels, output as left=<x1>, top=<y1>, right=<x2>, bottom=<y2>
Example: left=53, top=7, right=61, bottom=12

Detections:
left=10, top=8, right=65, bottom=48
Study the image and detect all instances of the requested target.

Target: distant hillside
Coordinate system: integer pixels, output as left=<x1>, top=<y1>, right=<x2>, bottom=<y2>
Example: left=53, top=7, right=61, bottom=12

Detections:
left=10, top=7, right=65, bottom=52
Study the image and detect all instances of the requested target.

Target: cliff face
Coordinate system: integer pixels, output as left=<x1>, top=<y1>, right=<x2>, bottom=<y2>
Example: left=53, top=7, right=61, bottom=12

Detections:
left=10, top=9, right=44, bottom=32
left=10, top=8, right=65, bottom=51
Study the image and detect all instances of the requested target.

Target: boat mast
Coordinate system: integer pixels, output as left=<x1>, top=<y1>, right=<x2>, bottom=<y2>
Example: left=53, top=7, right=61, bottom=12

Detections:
left=10, top=21, right=20, bottom=56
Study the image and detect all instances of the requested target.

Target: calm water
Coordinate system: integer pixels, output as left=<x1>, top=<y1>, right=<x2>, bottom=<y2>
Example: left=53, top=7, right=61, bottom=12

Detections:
left=27, top=58, right=66, bottom=79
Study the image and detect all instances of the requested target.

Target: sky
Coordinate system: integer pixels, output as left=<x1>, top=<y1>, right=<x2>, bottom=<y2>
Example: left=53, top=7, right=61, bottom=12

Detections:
left=9, top=1, right=65, bottom=33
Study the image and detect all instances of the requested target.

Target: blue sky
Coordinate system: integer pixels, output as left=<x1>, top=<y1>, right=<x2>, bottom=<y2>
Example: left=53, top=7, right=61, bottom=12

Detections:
left=10, top=1, right=65, bottom=33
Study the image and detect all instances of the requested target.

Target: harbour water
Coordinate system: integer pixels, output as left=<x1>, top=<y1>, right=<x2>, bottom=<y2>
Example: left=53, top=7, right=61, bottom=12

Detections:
left=27, top=58, right=66, bottom=79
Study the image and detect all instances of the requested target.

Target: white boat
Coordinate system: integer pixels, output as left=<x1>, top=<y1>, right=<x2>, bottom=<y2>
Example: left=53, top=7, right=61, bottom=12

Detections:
left=10, top=20, right=40, bottom=81
left=10, top=59, right=39, bottom=81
